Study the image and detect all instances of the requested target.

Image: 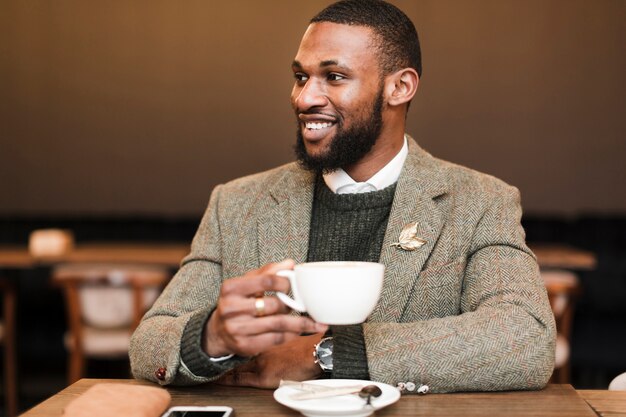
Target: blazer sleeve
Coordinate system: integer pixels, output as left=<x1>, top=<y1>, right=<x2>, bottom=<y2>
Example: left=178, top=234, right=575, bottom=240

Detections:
left=129, top=185, right=247, bottom=385
left=362, top=185, right=556, bottom=393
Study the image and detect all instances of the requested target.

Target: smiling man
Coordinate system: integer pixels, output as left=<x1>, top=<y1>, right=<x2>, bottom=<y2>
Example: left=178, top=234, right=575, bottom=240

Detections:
left=292, top=22, right=390, bottom=180
left=130, top=0, right=556, bottom=393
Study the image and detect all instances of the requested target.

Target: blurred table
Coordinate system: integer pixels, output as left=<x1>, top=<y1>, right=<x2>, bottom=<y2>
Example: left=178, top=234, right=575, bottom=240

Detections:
left=20, top=379, right=604, bottom=417
left=1, top=242, right=594, bottom=270
left=530, top=244, right=597, bottom=270
left=0, top=242, right=189, bottom=269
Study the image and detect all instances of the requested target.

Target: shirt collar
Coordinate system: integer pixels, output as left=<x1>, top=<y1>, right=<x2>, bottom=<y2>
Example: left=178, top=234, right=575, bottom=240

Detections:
left=323, top=135, right=408, bottom=194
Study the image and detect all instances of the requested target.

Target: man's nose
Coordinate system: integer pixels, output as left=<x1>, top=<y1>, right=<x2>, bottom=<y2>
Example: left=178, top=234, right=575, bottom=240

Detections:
left=293, top=79, right=328, bottom=110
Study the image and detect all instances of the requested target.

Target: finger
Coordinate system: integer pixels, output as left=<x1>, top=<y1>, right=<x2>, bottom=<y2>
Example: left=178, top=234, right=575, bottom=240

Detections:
left=258, top=259, right=295, bottom=275
left=250, top=295, right=290, bottom=317
left=221, top=262, right=295, bottom=297
left=227, top=331, right=302, bottom=357
left=220, top=273, right=288, bottom=297
left=218, top=295, right=290, bottom=318
left=228, top=314, right=327, bottom=337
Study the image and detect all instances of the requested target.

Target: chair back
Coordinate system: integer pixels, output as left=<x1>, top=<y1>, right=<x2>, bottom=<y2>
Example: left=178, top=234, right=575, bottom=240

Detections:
left=52, top=263, right=170, bottom=383
left=80, top=285, right=160, bottom=329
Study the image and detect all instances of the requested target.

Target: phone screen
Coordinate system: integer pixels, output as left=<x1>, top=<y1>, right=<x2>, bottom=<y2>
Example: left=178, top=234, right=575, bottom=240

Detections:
left=161, top=407, right=233, bottom=417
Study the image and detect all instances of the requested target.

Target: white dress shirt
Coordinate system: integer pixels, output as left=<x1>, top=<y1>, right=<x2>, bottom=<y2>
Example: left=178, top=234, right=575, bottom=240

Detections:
left=323, top=136, right=408, bottom=194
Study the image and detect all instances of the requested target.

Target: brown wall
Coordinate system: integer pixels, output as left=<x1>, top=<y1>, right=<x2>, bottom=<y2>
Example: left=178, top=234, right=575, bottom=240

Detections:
left=1, top=0, right=624, bottom=216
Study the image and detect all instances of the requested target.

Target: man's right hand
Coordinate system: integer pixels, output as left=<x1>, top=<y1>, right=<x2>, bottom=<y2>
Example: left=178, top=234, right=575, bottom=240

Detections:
left=203, top=259, right=327, bottom=358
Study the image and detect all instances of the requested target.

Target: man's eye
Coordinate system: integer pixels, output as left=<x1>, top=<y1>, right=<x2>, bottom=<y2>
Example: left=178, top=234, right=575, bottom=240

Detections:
left=294, top=73, right=308, bottom=82
left=328, top=73, right=346, bottom=81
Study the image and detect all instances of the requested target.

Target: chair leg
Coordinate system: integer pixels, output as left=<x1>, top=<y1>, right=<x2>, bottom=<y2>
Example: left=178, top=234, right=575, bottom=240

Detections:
left=64, top=286, right=86, bottom=385
left=68, top=349, right=85, bottom=385
left=3, top=283, right=18, bottom=417
left=558, top=363, right=571, bottom=384
left=550, top=365, right=570, bottom=385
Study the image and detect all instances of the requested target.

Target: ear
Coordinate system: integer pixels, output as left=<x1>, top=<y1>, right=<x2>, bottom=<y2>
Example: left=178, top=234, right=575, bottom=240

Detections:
left=384, top=68, right=419, bottom=107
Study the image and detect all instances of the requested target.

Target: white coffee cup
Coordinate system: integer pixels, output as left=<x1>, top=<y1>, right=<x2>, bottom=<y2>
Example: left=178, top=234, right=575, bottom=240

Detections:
left=276, top=261, right=384, bottom=325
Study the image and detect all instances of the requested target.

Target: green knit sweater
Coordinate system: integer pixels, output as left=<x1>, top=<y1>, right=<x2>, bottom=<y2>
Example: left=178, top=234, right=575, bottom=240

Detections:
left=308, top=177, right=396, bottom=379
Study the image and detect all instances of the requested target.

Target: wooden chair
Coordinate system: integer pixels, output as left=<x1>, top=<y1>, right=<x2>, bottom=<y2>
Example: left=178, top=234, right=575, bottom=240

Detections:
left=542, top=269, right=581, bottom=384
left=0, top=277, right=18, bottom=417
left=52, top=263, right=170, bottom=384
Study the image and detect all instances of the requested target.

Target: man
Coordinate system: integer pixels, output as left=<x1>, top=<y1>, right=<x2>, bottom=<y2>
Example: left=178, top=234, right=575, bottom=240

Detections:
left=130, top=0, right=555, bottom=393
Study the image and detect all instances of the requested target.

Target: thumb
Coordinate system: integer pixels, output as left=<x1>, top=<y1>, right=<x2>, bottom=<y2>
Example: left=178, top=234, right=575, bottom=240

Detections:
left=267, top=259, right=296, bottom=274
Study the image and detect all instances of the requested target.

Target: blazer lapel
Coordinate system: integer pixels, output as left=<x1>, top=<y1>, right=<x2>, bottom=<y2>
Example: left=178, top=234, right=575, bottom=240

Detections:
left=258, top=165, right=316, bottom=266
left=370, top=138, right=448, bottom=323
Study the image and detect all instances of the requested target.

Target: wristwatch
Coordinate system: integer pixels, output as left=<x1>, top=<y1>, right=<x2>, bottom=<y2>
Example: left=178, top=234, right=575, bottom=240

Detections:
left=313, top=336, right=333, bottom=372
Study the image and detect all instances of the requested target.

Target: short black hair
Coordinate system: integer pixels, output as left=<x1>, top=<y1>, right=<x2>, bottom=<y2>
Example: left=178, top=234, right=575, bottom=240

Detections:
left=311, top=0, right=422, bottom=77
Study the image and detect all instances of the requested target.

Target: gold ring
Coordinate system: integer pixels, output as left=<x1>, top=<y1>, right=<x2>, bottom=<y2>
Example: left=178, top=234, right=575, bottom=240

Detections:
left=254, top=296, right=266, bottom=317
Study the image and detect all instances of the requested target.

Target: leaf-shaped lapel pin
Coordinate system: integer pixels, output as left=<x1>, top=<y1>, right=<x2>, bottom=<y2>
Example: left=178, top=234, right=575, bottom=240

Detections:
left=390, top=222, right=427, bottom=251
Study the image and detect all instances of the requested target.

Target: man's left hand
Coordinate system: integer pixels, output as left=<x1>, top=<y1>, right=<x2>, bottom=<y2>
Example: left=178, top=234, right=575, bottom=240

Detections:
left=216, top=333, right=325, bottom=388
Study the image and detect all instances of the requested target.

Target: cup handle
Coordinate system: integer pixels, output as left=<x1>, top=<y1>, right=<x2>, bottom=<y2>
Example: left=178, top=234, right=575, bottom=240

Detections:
left=276, top=270, right=306, bottom=312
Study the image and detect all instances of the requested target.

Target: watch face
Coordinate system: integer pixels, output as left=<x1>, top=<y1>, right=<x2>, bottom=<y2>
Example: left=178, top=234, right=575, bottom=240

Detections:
left=316, top=338, right=333, bottom=370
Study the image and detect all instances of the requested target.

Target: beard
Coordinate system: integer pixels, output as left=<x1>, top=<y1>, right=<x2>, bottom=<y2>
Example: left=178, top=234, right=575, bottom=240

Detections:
left=294, top=90, right=384, bottom=174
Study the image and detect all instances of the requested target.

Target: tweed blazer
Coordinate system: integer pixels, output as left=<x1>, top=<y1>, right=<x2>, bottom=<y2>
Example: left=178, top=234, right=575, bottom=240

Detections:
left=130, top=138, right=556, bottom=392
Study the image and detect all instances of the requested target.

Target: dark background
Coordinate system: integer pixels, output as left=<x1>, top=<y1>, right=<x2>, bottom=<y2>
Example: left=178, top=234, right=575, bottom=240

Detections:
left=1, top=0, right=624, bottom=216
left=1, top=1, right=625, bottom=414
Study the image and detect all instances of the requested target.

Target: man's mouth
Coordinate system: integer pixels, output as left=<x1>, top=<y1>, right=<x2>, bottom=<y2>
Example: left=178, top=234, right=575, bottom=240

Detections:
left=298, top=113, right=338, bottom=141
left=305, top=121, right=335, bottom=130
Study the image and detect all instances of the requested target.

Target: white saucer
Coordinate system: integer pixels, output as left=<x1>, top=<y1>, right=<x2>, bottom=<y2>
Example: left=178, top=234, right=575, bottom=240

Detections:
left=273, top=379, right=400, bottom=417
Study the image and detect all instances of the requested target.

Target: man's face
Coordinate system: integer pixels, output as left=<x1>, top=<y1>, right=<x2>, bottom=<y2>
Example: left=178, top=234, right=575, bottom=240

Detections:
left=291, top=22, right=385, bottom=172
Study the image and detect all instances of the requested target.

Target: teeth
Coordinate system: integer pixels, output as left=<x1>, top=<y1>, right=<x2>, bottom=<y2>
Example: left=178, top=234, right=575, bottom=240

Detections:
left=306, top=122, right=333, bottom=130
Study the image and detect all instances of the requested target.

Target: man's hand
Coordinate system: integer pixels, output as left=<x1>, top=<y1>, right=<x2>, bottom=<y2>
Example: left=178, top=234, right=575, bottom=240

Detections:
left=216, top=333, right=325, bottom=388
left=204, top=259, right=327, bottom=357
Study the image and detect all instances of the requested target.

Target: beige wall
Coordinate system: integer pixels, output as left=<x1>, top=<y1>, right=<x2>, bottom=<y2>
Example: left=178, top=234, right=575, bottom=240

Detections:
left=1, top=0, right=624, bottom=216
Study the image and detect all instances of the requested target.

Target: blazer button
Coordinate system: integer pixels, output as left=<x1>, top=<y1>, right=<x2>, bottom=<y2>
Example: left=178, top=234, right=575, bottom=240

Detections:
left=155, top=367, right=167, bottom=381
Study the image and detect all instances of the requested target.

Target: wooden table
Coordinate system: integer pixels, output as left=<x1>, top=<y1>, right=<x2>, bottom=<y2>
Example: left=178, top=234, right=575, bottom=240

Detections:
left=1, top=242, right=593, bottom=271
left=20, top=379, right=617, bottom=417
left=530, top=244, right=597, bottom=270
left=579, top=390, right=626, bottom=417
left=0, top=242, right=189, bottom=269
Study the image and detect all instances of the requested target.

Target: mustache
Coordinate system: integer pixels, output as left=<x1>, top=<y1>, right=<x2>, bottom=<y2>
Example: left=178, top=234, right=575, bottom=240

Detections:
left=296, top=109, right=337, bottom=118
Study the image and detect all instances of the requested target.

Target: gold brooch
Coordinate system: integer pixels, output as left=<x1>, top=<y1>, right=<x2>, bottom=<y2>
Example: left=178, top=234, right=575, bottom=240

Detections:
left=390, top=222, right=426, bottom=251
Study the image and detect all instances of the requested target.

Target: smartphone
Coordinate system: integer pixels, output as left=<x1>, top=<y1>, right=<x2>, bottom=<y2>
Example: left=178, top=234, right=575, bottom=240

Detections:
left=160, top=406, right=233, bottom=417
